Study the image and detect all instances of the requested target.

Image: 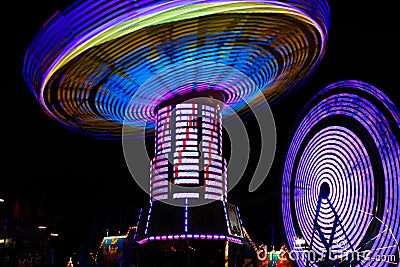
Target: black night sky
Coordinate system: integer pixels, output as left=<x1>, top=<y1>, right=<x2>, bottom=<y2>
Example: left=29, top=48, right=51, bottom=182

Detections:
left=2, top=0, right=399, bottom=262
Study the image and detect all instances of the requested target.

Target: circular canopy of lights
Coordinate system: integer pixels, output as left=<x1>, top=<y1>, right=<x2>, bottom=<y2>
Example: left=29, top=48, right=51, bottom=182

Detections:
left=282, top=80, right=400, bottom=266
left=23, top=0, right=329, bottom=138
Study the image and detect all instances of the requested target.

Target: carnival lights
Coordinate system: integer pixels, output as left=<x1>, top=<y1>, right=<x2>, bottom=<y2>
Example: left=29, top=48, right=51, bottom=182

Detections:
left=24, top=0, right=331, bottom=264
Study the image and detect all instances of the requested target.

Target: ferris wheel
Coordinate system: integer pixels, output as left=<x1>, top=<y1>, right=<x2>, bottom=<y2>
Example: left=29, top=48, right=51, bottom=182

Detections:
left=282, top=80, right=400, bottom=267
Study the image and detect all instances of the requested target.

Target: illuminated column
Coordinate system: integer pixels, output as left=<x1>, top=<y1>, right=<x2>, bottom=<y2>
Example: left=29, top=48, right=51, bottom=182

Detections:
left=150, top=100, right=227, bottom=202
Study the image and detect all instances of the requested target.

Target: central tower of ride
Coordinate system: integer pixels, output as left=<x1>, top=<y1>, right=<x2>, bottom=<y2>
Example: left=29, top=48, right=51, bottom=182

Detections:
left=151, top=93, right=227, bottom=203
left=134, top=92, right=245, bottom=266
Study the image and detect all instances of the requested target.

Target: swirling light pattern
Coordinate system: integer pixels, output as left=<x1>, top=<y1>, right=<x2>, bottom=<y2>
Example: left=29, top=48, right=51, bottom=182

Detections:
left=282, top=80, right=400, bottom=266
left=23, top=0, right=329, bottom=138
